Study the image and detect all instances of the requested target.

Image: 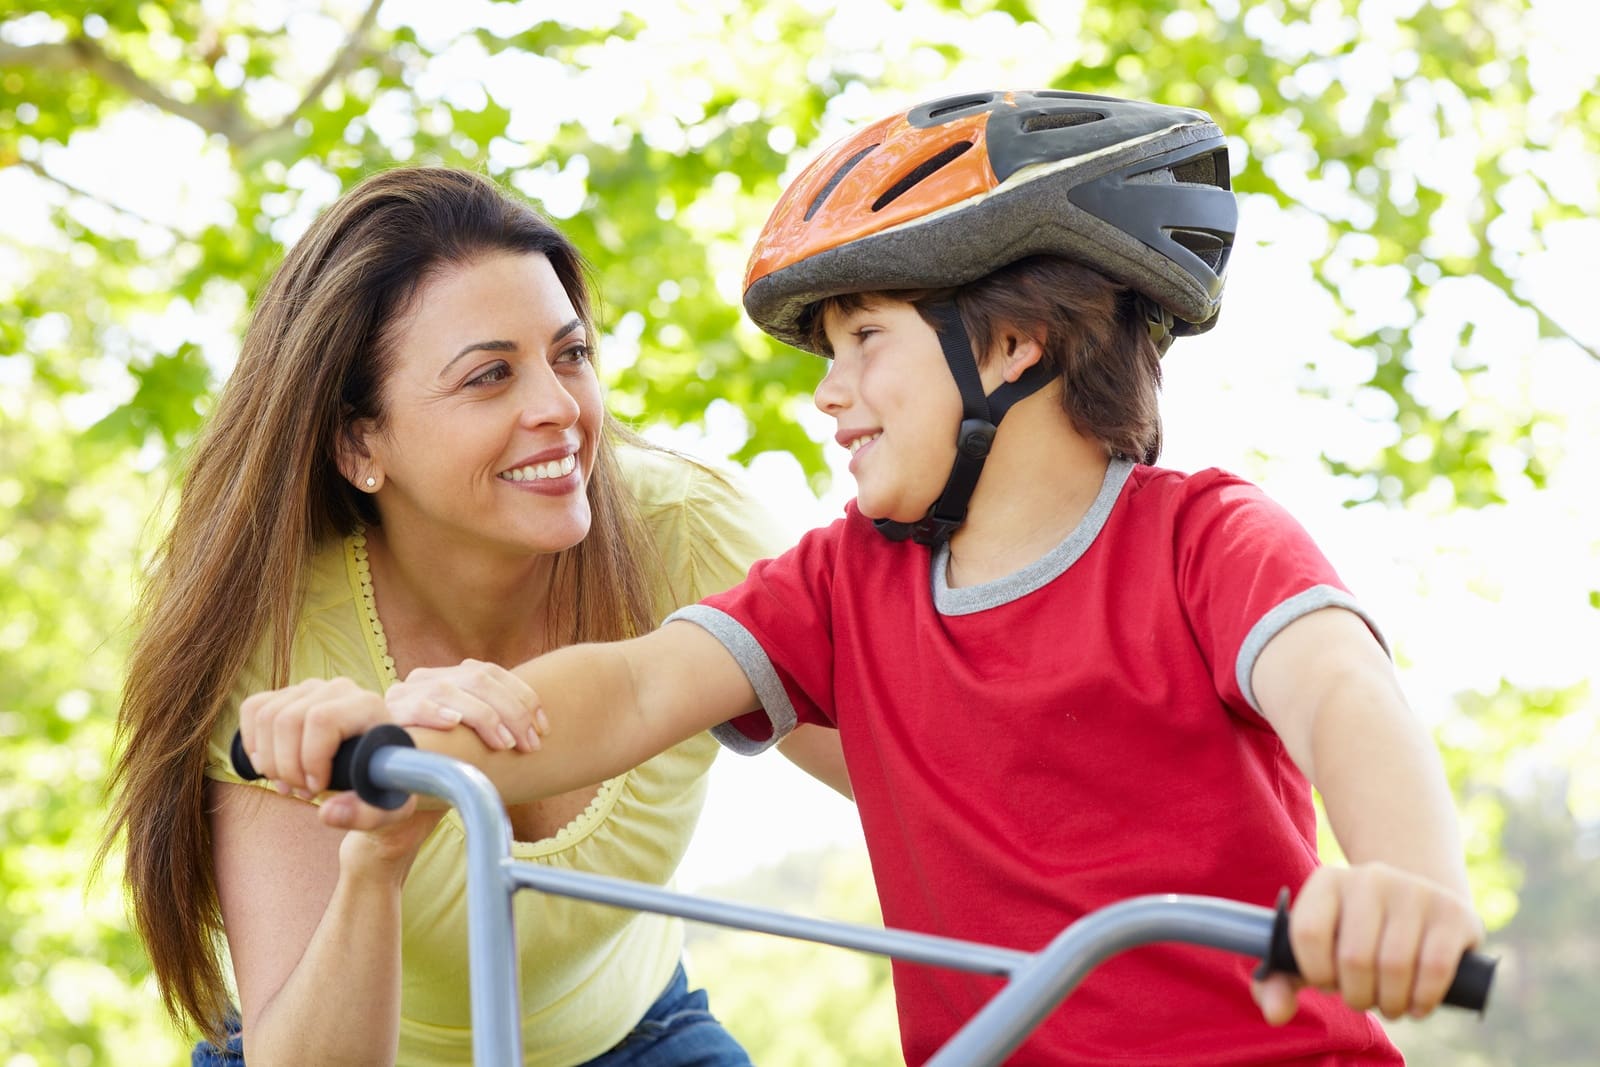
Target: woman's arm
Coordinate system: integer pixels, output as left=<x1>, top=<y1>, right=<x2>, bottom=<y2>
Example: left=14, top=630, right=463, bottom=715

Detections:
left=1250, top=606, right=1482, bottom=1022
left=209, top=780, right=439, bottom=1067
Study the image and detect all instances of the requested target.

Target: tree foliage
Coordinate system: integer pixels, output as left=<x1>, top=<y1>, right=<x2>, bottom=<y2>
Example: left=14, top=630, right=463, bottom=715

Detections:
left=1, top=0, right=1595, bottom=1062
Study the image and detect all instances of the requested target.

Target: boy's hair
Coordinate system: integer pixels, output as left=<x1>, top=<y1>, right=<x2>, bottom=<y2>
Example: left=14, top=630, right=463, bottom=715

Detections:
left=805, top=255, right=1162, bottom=464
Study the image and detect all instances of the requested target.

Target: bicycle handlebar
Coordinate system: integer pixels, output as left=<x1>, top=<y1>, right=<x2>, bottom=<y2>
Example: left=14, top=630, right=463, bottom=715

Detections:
left=228, top=727, right=1496, bottom=1017
left=1256, top=887, right=1494, bottom=1011
left=229, top=724, right=415, bottom=810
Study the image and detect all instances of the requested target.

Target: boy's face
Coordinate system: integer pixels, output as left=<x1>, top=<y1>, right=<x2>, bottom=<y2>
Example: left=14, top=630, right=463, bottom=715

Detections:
left=815, top=298, right=965, bottom=524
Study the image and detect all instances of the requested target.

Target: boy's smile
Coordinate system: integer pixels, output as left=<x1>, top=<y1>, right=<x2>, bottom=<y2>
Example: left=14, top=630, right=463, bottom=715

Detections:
left=816, top=299, right=964, bottom=524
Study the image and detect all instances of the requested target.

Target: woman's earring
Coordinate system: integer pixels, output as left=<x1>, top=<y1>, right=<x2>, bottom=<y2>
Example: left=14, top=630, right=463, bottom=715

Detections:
left=365, top=476, right=377, bottom=489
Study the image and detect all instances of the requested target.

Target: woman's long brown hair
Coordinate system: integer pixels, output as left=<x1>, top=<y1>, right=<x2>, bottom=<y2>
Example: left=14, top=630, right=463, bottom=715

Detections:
left=100, top=167, right=659, bottom=1039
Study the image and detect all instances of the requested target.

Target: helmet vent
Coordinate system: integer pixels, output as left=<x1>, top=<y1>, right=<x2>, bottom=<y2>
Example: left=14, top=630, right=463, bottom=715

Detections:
left=1171, top=149, right=1230, bottom=190
left=1021, top=111, right=1103, bottom=133
left=927, top=97, right=993, bottom=120
left=805, top=144, right=879, bottom=221
left=1168, top=228, right=1228, bottom=271
left=871, top=142, right=973, bottom=212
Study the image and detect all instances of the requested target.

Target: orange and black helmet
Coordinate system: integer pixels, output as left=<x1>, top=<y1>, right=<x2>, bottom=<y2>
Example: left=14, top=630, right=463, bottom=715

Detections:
left=743, top=89, right=1237, bottom=354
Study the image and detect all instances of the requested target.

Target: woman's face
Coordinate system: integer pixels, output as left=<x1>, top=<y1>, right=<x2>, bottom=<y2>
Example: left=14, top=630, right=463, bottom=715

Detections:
left=357, top=250, right=603, bottom=559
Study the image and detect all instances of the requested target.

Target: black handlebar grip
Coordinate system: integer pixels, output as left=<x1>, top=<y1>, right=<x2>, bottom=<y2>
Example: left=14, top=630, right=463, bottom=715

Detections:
left=229, top=725, right=416, bottom=810
left=1255, top=887, right=1496, bottom=1013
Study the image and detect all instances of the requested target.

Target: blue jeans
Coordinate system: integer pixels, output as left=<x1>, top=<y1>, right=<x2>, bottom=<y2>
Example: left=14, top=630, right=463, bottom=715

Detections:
left=579, top=964, right=751, bottom=1066
left=190, top=963, right=749, bottom=1066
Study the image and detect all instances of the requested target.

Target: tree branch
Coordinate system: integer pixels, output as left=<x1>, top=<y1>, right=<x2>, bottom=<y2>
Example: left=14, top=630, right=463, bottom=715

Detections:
left=0, top=38, right=250, bottom=141
left=271, top=0, right=385, bottom=135
left=1, top=0, right=387, bottom=150
left=14, top=156, right=192, bottom=239
left=1509, top=292, right=1600, bottom=364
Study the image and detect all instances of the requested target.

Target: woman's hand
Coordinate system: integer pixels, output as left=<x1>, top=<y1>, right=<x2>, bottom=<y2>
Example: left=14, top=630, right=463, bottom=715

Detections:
left=386, top=658, right=548, bottom=753
left=332, top=800, right=447, bottom=875
left=239, top=677, right=391, bottom=797
left=1252, top=863, right=1485, bottom=1024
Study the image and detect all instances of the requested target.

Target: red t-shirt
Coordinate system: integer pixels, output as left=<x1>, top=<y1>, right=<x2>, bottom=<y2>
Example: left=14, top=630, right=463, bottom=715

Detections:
left=671, top=460, right=1402, bottom=1065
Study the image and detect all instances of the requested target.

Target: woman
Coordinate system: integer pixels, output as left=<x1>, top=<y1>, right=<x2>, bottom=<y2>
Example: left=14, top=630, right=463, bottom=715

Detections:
left=102, top=166, right=843, bottom=1066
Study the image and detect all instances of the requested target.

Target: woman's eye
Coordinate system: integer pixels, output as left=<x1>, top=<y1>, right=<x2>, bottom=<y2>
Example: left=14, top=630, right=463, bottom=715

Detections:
left=555, top=344, right=592, bottom=367
left=466, top=362, right=511, bottom=387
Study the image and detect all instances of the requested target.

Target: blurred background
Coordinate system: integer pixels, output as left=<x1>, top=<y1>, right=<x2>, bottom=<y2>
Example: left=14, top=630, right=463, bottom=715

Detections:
left=1, top=0, right=1596, bottom=1063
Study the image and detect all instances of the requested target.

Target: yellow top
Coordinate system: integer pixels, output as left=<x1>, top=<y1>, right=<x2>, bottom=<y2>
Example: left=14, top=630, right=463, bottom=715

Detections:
left=206, top=445, right=790, bottom=1066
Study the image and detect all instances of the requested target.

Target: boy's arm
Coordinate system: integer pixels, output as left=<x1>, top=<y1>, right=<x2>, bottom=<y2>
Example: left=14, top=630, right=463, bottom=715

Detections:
left=1251, top=606, right=1469, bottom=894
left=776, top=726, right=853, bottom=799
left=1249, top=605, right=1482, bottom=1022
left=391, top=620, right=762, bottom=808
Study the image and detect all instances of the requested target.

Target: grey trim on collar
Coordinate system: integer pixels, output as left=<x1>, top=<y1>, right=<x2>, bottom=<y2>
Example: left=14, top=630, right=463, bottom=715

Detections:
left=1235, top=585, right=1390, bottom=714
left=664, top=605, right=796, bottom=755
left=933, top=456, right=1135, bottom=616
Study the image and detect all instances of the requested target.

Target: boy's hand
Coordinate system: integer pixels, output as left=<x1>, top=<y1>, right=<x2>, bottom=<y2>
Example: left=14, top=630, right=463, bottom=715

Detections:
left=385, top=659, right=549, bottom=753
left=1252, top=863, right=1484, bottom=1024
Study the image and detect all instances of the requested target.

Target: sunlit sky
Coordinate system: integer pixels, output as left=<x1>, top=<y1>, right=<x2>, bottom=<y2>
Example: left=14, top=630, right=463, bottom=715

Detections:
left=2, top=0, right=1598, bottom=889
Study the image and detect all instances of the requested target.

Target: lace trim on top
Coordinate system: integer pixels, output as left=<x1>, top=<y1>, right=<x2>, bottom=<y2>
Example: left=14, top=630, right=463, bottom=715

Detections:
left=349, top=529, right=398, bottom=683
left=345, top=527, right=629, bottom=855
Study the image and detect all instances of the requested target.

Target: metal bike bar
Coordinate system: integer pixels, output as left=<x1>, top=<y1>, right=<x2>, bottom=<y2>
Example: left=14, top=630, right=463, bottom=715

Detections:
left=363, top=746, right=1285, bottom=1067
left=364, top=746, right=524, bottom=1067
left=926, top=895, right=1276, bottom=1066
left=504, top=863, right=1031, bottom=975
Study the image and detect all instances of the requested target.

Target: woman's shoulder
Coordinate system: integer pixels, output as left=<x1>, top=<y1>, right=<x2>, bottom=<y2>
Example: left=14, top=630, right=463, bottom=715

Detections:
left=614, top=441, right=781, bottom=544
left=614, top=441, right=732, bottom=513
left=235, top=533, right=381, bottom=688
left=614, top=441, right=795, bottom=602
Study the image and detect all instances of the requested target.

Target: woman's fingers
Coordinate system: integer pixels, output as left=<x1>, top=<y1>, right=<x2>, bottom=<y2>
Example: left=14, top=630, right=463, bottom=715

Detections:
left=389, top=660, right=545, bottom=752
left=320, top=792, right=416, bottom=833
left=239, top=678, right=388, bottom=794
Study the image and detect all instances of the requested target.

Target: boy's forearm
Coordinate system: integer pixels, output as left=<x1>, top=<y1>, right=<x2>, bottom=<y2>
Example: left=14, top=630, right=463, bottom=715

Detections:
left=409, top=625, right=757, bottom=808
left=403, top=641, right=654, bottom=806
left=1307, top=667, right=1471, bottom=898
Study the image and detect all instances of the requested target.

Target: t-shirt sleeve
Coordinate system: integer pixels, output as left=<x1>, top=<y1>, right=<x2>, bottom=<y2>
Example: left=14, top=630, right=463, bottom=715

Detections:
left=205, top=638, right=281, bottom=789
left=664, top=517, right=847, bottom=756
left=1175, top=471, right=1387, bottom=718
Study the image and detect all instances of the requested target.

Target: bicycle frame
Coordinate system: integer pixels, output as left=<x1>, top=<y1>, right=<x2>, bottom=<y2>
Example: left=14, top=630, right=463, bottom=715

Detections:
left=373, top=744, right=1317, bottom=1067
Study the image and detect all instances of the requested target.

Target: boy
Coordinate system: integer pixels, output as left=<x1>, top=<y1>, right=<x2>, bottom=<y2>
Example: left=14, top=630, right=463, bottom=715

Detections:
left=245, top=90, right=1483, bottom=1064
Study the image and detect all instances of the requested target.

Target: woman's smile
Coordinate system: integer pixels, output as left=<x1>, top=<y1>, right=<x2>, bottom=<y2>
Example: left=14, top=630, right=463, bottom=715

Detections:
left=497, top=453, right=580, bottom=493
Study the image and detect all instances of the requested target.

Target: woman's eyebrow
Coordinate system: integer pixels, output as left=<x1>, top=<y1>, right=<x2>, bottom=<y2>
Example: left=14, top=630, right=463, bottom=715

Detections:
left=440, top=338, right=517, bottom=379
left=438, top=319, right=583, bottom=379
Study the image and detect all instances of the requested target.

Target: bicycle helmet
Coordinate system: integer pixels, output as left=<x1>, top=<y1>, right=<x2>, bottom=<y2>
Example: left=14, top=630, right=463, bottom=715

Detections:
left=743, top=89, right=1237, bottom=543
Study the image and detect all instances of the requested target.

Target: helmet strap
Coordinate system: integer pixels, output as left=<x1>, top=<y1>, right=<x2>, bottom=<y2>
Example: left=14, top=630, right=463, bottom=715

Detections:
left=1142, top=297, right=1177, bottom=356
left=874, top=301, right=1053, bottom=546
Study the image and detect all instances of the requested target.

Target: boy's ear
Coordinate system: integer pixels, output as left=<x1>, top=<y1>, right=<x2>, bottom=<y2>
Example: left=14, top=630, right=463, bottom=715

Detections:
left=998, top=330, right=1046, bottom=383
